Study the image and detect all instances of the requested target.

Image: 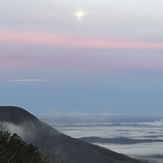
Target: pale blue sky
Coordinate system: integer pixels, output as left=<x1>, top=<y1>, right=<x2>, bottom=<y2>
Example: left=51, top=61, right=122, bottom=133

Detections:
left=0, top=0, right=163, bottom=115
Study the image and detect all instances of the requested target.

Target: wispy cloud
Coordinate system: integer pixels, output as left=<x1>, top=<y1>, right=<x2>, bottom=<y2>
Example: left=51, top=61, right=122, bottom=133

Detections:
left=1, top=29, right=163, bottom=49
left=6, top=79, right=48, bottom=82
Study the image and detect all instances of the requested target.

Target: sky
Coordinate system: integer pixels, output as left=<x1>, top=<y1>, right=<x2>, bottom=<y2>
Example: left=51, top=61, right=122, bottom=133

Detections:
left=0, top=0, right=163, bottom=116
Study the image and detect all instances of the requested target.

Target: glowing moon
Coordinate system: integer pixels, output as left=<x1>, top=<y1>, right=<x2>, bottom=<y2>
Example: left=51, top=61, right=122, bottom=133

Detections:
left=75, top=11, right=85, bottom=20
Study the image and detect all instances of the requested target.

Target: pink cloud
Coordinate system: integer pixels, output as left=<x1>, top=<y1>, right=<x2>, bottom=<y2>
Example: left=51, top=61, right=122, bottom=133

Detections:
left=1, top=52, right=163, bottom=72
left=1, top=29, right=163, bottom=72
left=1, top=29, right=163, bottom=49
left=0, top=53, right=104, bottom=70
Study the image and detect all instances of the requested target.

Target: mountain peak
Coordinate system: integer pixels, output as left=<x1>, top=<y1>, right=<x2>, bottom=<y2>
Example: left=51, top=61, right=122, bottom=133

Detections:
left=0, top=106, right=38, bottom=124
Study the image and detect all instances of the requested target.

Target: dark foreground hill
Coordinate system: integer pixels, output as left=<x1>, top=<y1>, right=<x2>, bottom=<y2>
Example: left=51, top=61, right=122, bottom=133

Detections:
left=0, top=106, right=146, bottom=163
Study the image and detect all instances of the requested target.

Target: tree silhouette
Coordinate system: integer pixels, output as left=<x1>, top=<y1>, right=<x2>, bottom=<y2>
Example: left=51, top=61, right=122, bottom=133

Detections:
left=0, top=123, right=44, bottom=163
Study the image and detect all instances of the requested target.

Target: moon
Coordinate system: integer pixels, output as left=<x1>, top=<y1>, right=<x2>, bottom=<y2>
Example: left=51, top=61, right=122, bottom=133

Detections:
left=75, top=11, right=85, bottom=20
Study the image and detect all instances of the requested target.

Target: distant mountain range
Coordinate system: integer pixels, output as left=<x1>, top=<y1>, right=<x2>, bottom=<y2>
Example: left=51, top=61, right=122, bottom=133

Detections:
left=0, top=106, right=147, bottom=163
left=80, top=136, right=163, bottom=144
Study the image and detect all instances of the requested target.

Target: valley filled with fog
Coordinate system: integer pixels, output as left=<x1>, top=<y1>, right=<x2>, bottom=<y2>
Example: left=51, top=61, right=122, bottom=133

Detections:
left=41, top=115, right=163, bottom=163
